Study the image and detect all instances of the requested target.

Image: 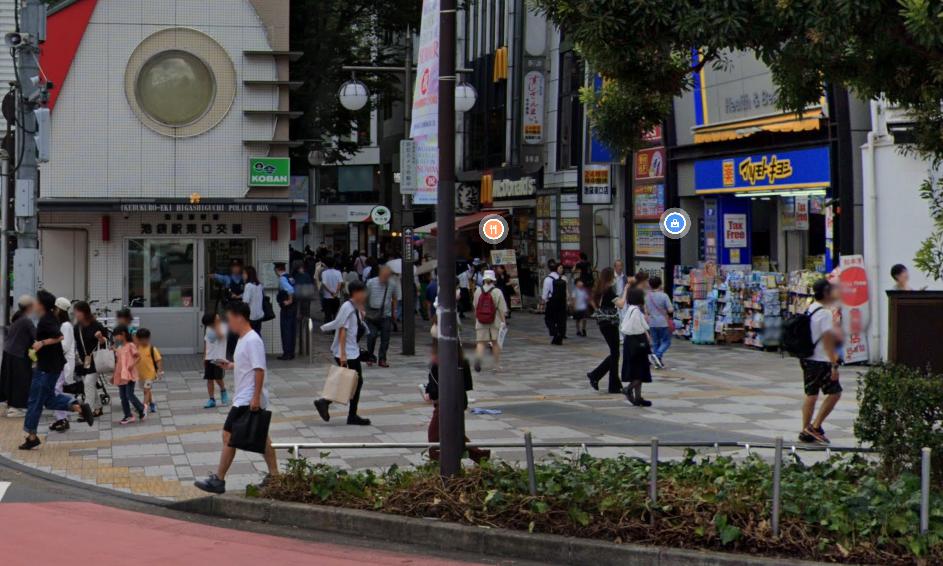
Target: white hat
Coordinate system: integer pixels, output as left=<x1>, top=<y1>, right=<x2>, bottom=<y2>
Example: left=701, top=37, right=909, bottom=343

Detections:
left=55, top=297, right=71, bottom=311
left=483, top=269, right=496, bottom=282
left=17, top=294, right=33, bottom=308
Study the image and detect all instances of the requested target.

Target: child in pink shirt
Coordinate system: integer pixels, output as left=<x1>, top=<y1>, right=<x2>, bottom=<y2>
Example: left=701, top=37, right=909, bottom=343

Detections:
left=112, top=325, right=145, bottom=424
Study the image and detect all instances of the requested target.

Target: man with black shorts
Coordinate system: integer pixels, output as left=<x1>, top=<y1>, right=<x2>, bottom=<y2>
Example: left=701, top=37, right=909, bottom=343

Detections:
left=195, top=302, right=277, bottom=494
left=799, top=278, right=842, bottom=445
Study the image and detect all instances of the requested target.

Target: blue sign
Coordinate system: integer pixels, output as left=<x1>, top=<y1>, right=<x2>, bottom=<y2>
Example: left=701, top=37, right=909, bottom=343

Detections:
left=694, top=146, right=830, bottom=194
left=587, top=74, right=615, bottom=163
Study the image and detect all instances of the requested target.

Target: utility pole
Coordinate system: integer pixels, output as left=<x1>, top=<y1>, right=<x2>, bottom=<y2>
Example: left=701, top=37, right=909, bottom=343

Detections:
left=437, top=0, right=463, bottom=477
left=11, top=0, right=47, bottom=301
left=401, top=29, right=416, bottom=356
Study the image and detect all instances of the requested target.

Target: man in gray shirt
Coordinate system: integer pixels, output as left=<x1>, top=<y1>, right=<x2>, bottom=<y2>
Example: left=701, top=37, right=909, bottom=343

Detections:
left=364, top=266, right=401, bottom=367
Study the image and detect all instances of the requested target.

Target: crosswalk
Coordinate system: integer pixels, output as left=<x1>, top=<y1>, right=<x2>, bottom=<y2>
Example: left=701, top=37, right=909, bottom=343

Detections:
left=0, top=481, right=10, bottom=502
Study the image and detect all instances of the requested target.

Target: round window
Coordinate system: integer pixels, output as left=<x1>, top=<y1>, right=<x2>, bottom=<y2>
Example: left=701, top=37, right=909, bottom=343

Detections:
left=135, top=50, right=216, bottom=127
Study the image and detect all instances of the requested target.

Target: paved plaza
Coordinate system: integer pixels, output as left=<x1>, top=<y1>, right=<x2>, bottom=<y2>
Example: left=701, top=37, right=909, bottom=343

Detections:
left=0, top=313, right=862, bottom=500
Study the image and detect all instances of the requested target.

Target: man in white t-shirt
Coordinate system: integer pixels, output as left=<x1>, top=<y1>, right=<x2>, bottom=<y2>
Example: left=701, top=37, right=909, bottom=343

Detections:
left=320, top=258, right=344, bottom=323
left=195, top=302, right=277, bottom=494
left=799, top=278, right=842, bottom=445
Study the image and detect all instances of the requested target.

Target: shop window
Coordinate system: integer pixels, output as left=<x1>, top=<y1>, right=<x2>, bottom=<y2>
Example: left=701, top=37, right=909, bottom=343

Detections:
left=316, top=166, right=380, bottom=204
left=128, top=240, right=195, bottom=308
left=557, top=45, right=584, bottom=170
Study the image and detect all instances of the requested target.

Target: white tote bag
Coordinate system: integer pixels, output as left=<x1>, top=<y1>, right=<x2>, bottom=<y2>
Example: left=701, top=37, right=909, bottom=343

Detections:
left=92, top=347, right=116, bottom=374
left=320, top=365, right=359, bottom=405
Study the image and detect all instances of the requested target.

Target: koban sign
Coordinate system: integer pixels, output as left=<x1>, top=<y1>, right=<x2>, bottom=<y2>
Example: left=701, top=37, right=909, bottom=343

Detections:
left=248, top=158, right=291, bottom=188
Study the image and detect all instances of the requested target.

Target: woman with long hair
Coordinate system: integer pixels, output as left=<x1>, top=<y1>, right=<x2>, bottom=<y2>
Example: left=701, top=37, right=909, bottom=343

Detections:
left=620, top=287, right=654, bottom=407
left=242, top=265, right=264, bottom=334
left=0, top=295, right=36, bottom=417
left=73, top=301, right=109, bottom=419
left=586, top=268, right=622, bottom=393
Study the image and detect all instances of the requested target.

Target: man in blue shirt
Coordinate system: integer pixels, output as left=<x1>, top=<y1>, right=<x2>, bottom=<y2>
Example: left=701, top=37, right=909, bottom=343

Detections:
left=209, top=259, right=246, bottom=358
left=274, top=262, right=296, bottom=360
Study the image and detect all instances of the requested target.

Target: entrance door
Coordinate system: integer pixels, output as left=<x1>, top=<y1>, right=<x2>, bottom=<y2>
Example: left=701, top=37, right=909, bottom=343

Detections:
left=201, top=239, right=254, bottom=316
left=40, top=229, right=88, bottom=300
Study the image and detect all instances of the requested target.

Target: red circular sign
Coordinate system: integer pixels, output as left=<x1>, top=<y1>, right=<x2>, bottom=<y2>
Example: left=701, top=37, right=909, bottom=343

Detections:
left=839, top=266, right=868, bottom=307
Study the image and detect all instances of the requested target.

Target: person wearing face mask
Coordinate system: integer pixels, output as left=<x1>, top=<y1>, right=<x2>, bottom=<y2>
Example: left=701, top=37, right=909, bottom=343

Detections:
left=0, top=295, right=36, bottom=418
left=472, top=270, right=508, bottom=372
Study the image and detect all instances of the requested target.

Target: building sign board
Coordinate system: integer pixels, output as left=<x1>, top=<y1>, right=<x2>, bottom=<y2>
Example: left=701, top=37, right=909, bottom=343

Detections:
left=694, top=146, right=830, bottom=194
left=523, top=70, right=545, bottom=144
left=581, top=164, right=611, bottom=204
left=634, top=147, right=666, bottom=182
left=248, top=158, right=290, bottom=187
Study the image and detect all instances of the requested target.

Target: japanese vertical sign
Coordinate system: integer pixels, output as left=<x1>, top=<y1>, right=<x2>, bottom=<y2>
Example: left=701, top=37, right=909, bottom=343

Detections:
left=410, top=0, right=440, bottom=205
left=839, top=254, right=870, bottom=364
left=523, top=70, right=544, bottom=144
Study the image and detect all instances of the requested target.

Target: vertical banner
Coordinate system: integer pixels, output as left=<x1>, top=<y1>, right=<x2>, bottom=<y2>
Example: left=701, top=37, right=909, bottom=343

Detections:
left=523, top=70, right=545, bottom=144
left=824, top=206, right=835, bottom=272
left=410, top=0, right=440, bottom=205
left=838, top=254, right=870, bottom=364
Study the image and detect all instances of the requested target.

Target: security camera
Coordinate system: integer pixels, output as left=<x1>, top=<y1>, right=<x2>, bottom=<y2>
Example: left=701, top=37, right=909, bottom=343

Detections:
left=4, top=32, right=31, bottom=48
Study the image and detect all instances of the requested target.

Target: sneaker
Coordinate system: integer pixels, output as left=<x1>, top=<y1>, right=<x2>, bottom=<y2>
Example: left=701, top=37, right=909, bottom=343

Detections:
left=119, top=415, right=137, bottom=425
left=648, top=353, right=660, bottom=367
left=314, top=398, right=331, bottom=422
left=138, top=410, right=146, bottom=421
left=149, top=402, right=157, bottom=413
left=5, top=407, right=24, bottom=418
left=347, top=415, right=372, bottom=426
left=220, top=390, right=230, bottom=406
left=474, top=358, right=482, bottom=373
left=18, top=436, right=41, bottom=450
left=79, top=403, right=95, bottom=427
left=586, top=373, right=600, bottom=391
left=803, top=426, right=830, bottom=445
left=637, top=397, right=653, bottom=407
left=49, top=419, right=70, bottom=433
left=798, top=430, right=816, bottom=443
left=194, top=473, right=226, bottom=495
left=204, top=398, right=217, bottom=409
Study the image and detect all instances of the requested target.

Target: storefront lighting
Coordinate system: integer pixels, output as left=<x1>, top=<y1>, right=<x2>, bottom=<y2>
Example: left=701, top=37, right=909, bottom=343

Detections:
left=734, top=189, right=827, bottom=198
left=338, top=79, right=369, bottom=111
left=455, top=82, right=477, bottom=113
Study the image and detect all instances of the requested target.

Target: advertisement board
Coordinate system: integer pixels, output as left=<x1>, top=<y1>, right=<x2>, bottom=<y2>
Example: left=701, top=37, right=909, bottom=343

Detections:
left=839, top=254, right=870, bottom=364
left=633, top=183, right=665, bottom=220
left=634, top=223, right=665, bottom=258
left=634, top=147, right=666, bottom=182
left=409, top=0, right=440, bottom=205
left=695, top=146, right=831, bottom=194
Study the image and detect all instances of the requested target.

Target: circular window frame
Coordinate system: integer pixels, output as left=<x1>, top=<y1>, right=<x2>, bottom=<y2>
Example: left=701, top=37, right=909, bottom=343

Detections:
left=125, top=28, right=236, bottom=138
left=134, top=49, right=218, bottom=128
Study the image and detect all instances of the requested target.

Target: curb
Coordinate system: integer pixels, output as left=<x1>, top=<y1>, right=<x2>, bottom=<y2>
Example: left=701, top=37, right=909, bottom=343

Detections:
left=170, top=495, right=838, bottom=566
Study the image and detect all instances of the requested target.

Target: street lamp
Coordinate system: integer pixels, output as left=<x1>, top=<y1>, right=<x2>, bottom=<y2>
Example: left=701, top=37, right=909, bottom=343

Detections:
left=338, top=79, right=369, bottom=111
left=455, top=82, right=477, bottom=113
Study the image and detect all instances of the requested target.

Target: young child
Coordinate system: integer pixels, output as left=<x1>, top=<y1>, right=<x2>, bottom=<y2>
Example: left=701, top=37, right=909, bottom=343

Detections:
left=424, top=341, right=490, bottom=464
left=133, top=327, right=163, bottom=414
left=202, top=313, right=230, bottom=408
left=572, top=279, right=590, bottom=337
left=116, top=308, right=138, bottom=336
left=112, top=325, right=145, bottom=424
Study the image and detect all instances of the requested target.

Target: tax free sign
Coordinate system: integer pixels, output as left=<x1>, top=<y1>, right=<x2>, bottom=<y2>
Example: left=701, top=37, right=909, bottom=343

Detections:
left=248, top=157, right=291, bottom=188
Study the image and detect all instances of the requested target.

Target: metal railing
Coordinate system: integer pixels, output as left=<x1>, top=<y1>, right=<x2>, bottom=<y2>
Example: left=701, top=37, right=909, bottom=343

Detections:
left=271, top=436, right=934, bottom=539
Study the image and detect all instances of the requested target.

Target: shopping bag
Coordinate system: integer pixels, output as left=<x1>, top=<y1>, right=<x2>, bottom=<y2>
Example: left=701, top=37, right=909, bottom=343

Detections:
left=320, top=364, right=359, bottom=404
left=93, top=348, right=115, bottom=373
left=497, top=323, right=508, bottom=349
left=227, top=409, right=272, bottom=454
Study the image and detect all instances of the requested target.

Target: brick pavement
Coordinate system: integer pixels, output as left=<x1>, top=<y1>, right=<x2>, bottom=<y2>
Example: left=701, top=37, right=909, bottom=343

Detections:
left=0, top=312, right=862, bottom=500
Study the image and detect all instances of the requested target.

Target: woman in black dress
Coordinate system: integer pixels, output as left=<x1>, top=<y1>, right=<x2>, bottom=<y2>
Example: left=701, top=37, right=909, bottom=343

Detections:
left=620, top=287, right=654, bottom=406
left=0, top=296, right=36, bottom=417
left=586, top=268, right=622, bottom=393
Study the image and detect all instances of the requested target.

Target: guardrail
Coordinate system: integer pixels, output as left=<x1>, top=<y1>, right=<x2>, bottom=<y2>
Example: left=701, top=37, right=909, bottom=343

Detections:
left=271, top=436, right=932, bottom=539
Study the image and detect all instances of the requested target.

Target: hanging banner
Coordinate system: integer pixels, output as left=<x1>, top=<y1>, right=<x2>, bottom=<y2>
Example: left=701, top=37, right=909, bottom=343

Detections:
left=410, top=0, right=440, bottom=205
left=581, top=164, right=611, bottom=204
left=824, top=206, right=835, bottom=272
left=794, top=196, right=810, bottom=230
left=523, top=70, right=545, bottom=144
left=838, top=254, right=870, bottom=364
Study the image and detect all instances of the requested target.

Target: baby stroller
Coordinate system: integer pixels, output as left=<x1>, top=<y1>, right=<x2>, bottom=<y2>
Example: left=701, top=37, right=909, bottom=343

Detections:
left=94, top=373, right=112, bottom=406
left=64, top=373, right=111, bottom=406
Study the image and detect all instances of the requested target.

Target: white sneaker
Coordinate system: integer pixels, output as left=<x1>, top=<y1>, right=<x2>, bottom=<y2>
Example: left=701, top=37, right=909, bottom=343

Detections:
left=647, top=353, right=659, bottom=367
left=5, top=407, right=24, bottom=418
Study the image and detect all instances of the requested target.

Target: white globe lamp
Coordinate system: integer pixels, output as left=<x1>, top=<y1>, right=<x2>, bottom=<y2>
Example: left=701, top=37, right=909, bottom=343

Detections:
left=455, top=82, right=477, bottom=113
left=338, top=80, right=369, bottom=111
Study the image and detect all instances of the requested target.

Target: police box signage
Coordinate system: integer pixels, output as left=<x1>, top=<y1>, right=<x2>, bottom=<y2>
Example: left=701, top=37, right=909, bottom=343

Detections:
left=248, top=157, right=291, bottom=188
left=694, top=146, right=830, bottom=194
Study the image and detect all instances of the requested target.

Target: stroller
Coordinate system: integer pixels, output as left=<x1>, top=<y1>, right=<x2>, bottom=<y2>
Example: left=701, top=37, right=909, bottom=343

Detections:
left=63, top=372, right=111, bottom=406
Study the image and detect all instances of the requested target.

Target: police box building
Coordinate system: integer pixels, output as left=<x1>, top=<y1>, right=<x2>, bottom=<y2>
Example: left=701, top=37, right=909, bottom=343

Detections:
left=36, top=0, right=300, bottom=353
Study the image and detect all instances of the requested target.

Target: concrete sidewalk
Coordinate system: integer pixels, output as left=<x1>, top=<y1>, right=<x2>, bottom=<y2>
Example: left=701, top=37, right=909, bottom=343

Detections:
left=0, top=312, right=862, bottom=500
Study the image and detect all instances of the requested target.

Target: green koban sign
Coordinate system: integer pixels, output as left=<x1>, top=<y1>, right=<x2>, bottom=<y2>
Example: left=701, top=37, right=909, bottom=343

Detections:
left=248, top=157, right=291, bottom=187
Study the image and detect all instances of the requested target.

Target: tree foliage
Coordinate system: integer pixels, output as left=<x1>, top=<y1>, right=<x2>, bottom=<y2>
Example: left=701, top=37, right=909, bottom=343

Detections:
left=533, top=0, right=943, bottom=278
left=289, top=0, right=420, bottom=164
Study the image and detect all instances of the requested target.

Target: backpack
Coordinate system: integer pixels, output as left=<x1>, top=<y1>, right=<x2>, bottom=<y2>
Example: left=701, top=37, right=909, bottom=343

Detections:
left=548, top=276, right=567, bottom=308
left=476, top=289, right=497, bottom=324
left=782, top=306, right=823, bottom=358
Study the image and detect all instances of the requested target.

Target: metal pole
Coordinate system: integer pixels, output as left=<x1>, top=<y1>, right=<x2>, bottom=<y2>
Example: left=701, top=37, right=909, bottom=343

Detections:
left=0, top=150, right=10, bottom=331
left=437, top=0, right=463, bottom=477
left=772, top=436, right=783, bottom=538
left=307, top=319, right=314, bottom=366
left=524, top=431, right=537, bottom=496
left=649, top=437, right=658, bottom=505
left=921, top=447, right=931, bottom=535
left=401, top=28, right=415, bottom=356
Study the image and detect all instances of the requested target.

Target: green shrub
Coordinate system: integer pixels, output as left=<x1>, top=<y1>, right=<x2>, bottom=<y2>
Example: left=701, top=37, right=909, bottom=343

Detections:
left=855, top=364, right=943, bottom=480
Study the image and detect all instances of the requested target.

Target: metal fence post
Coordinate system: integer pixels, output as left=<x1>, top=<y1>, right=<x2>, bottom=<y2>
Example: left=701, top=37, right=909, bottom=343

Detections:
left=649, top=437, right=659, bottom=505
left=922, top=447, right=931, bottom=535
left=772, top=436, right=783, bottom=538
left=308, top=319, right=314, bottom=366
left=524, top=432, right=537, bottom=496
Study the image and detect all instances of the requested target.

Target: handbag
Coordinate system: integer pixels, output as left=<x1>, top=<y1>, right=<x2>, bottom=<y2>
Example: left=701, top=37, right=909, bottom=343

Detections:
left=366, top=283, right=389, bottom=325
left=652, top=295, right=676, bottom=333
left=261, top=295, right=276, bottom=322
left=227, top=409, right=272, bottom=454
left=320, top=364, right=359, bottom=404
left=93, top=347, right=115, bottom=374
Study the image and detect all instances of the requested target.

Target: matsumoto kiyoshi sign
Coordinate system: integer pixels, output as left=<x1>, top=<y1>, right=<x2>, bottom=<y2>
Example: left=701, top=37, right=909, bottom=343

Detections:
left=248, top=158, right=290, bottom=187
left=694, top=146, right=830, bottom=194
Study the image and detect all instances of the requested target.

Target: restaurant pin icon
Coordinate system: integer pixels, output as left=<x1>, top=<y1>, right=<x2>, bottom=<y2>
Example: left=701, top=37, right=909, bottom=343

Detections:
left=479, top=214, right=509, bottom=245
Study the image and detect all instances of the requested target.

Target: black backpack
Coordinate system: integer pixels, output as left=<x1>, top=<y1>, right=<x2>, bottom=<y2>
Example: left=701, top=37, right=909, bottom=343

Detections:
left=549, top=276, right=567, bottom=308
left=782, top=306, right=823, bottom=358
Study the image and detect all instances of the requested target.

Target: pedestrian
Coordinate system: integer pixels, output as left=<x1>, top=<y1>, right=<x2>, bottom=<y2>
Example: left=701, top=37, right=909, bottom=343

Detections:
left=133, top=328, right=163, bottom=414
left=49, top=297, right=76, bottom=433
left=209, top=259, right=246, bottom=358
left=201, top=313, right=230, bottom=408
left=72, top=301, right=108, bottom=420
left=576, top=252, right=594, bottom=288
left=320, top=257, right=343, bottom=323
left=891, top=263, right=912, bottom=291
left=354, top=250, right=367, bottom=279
left=424, top=341, right=490, bottom=464
left=291, top=260, right=316, bottom=327
left=195, top=301, right=278, bottom=495
left=116, top=308, right=137, bottom=336
left=798, top=278, right=843, bottom=445
left=645, top=276, right=673, bottom=369
left=425, top=273, right=439, bottom=322
left=472, top=269, right=508, bottom=372
left=495, top=265, right=513, bottom=320
left=541, top=259, right=567, bottom=345
left=457, top=263, right=474, bottom=319
left=620, top=287, right=654, bottom=407
left=587, top=268, right=622, bottom=393
left=364, top=266, right=400, bottom=368
left=313, top=281, right=371, bottom=426
left=613, top=260, right=628, bottom=297
left=363, top=256, right=378, bottom=281
left=1, top=296, right=35, bottom=418
left=572, top=280, right=590, bottom=337
left=19, top=290, right=94, bottom=450
left=242, top=266, right=265, bottom=334
left=112, top=325, right=145, bottom=425
left=274, top=262, right=297, bottom=360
